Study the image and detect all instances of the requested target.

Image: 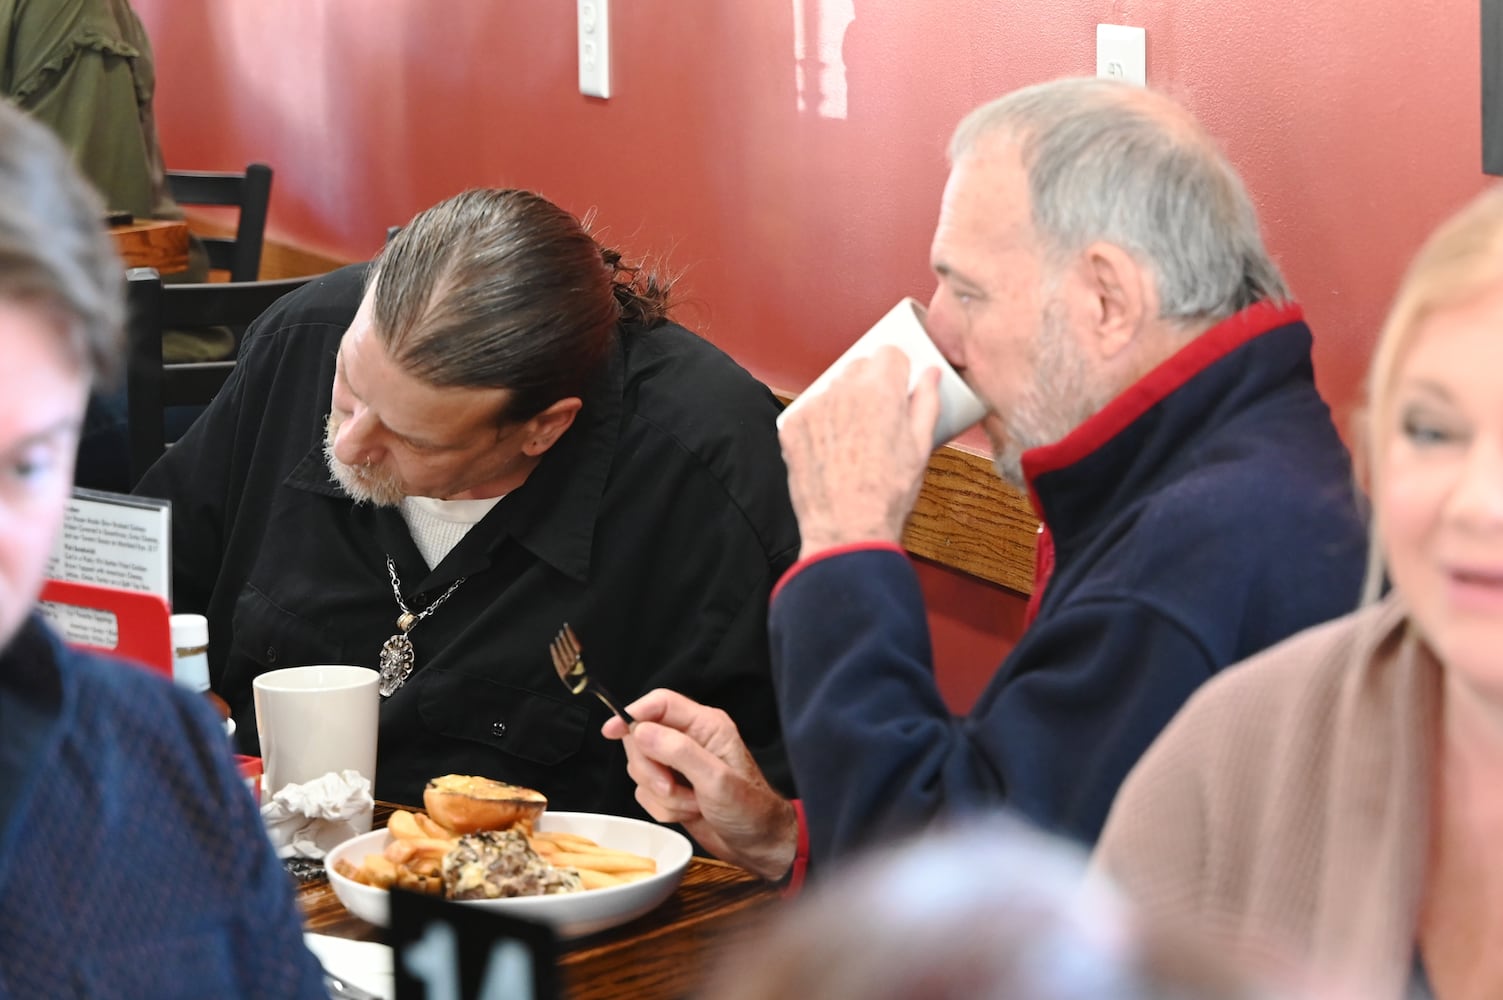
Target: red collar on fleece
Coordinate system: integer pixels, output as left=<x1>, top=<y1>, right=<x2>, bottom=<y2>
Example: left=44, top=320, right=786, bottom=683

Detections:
left=1017, top=300, right=1304, bottom=625
left=1020, top=300, right=1304, bottom=501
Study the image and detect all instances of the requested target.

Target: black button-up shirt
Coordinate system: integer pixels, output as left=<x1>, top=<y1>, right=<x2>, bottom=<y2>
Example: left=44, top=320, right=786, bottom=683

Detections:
left=136, top=264, right=799, bottom=813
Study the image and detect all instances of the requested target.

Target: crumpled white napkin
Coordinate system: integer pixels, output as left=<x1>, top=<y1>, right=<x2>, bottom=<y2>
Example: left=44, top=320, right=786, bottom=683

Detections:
left=261, top=769, right=374, bottom=859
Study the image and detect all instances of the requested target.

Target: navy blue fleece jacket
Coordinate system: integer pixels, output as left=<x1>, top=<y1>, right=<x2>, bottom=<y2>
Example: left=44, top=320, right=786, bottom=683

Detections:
left=770, top=302, right=1367, bottom=865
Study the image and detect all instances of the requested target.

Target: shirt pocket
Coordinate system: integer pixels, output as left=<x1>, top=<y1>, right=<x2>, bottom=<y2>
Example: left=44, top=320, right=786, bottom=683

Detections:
left=230, top=583, right=347, bottom=671
left=417, top=668, right=589, bottom=766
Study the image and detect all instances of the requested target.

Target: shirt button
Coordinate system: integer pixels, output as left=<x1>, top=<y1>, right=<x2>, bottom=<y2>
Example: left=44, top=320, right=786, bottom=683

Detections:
left=265, top=647, right=277, bottom=664
left=491, top=721, right=508, bottom=738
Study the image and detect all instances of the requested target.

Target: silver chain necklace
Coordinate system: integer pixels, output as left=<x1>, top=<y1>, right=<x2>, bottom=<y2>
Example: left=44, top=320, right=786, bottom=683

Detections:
left=378, top=555, right=466, bottom=697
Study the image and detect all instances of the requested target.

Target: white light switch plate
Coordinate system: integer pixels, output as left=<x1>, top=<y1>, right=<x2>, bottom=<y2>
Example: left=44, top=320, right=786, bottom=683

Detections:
left=1096, top=24, right=1146, bottom=86
left=578, top=0, right=611, bottom=99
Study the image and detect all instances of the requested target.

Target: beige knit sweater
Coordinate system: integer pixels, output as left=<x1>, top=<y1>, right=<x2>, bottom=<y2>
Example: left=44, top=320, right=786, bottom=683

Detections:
left=1094, top=595, right=1440, bottom=998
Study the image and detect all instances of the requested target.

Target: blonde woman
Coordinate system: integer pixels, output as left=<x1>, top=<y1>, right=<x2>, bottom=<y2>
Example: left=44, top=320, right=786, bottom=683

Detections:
left=1095, top=186, right=1503, bottom=998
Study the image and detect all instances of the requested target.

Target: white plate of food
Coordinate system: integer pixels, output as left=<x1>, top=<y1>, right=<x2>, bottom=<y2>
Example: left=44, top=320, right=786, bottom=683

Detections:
left=325, top=810, right=693, bottom=938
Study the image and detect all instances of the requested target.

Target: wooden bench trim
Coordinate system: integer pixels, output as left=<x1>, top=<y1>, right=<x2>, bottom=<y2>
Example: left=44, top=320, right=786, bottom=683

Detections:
left=905, top=441, right=1037, bottom=594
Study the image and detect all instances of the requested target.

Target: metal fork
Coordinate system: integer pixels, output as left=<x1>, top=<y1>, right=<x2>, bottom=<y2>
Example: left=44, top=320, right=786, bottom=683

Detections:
left=549, top=623, right=635, bottom=726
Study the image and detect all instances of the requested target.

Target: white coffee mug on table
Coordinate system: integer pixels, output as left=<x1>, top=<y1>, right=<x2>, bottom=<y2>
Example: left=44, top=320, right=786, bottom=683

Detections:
left=252, top=664, right=378, bottom=826
left=778, top=297, right=988, bottom=449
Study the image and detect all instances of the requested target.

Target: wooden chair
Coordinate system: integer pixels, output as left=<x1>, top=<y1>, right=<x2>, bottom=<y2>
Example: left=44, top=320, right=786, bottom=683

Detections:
left=125, top=267, right=313, bottom=484
left=166, top=163, right=274, bottom=281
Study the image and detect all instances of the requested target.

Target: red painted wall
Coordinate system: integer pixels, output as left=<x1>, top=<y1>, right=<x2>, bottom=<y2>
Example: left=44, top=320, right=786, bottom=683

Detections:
left=133, top=1, right=1487, bottom=711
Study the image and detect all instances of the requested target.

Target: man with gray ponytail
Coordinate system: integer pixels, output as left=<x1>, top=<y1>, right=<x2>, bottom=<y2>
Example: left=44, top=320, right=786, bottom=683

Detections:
left=607, top=78, right=1366, bottom=883
left=136, top=188, right=799, bottom=814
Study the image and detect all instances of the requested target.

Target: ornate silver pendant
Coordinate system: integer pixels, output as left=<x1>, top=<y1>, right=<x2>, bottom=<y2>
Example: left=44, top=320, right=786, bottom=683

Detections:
left=379, top=632, right=415, bottom=697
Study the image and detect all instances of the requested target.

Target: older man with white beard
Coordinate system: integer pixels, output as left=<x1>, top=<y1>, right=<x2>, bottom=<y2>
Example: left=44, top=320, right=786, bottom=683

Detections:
left=135, top=188, right=800, bottom=813
left=602, top=77, right=1369, bottom=887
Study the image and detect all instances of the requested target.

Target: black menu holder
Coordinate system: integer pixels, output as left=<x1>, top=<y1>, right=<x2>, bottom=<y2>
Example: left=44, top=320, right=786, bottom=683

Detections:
left=390, top=888, right=560, bottom=1000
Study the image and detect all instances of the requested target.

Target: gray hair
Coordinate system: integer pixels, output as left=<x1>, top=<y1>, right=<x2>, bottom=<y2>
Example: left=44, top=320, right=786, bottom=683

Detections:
left=0, top=104, right=124, bottom=384
left=702, top=814, right=1281, bottom=1000
left=369, top=188, right=671, bottom=424
left=950, top=77, right=1288, bottom=328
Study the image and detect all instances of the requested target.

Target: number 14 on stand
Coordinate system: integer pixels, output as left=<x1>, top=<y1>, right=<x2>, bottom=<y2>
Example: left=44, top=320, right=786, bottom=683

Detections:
left=390, top=889, right=560, bottom=1000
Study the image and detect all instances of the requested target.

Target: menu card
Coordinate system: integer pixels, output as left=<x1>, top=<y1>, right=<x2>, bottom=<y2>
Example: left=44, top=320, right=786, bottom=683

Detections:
left=39, top=488, right=171, bottom=646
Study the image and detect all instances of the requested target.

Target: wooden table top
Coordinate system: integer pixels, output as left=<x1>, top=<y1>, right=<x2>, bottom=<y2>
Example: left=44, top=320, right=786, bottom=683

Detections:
left=109, top=218, right=189, bottom=275
left=299, top=804, right=782, bottom=999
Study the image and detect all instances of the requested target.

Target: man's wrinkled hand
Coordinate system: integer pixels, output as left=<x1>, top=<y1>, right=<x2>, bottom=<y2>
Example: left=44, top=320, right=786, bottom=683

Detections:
left=779, top=347, right=941, bottom=559
left=601, top=689, right=798, bottom=882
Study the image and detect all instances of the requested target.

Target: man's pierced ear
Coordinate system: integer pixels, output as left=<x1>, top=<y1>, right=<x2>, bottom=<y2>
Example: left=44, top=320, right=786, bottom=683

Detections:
left=521, top=397, right=584, bottom=456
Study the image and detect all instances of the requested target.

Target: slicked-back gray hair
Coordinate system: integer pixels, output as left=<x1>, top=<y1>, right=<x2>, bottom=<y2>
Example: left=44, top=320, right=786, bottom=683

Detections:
left=369, top=189, right=671, bottom=424
left=0, top=104, right=124, bottom=385
left=950, top=77, right=1288, bottom=328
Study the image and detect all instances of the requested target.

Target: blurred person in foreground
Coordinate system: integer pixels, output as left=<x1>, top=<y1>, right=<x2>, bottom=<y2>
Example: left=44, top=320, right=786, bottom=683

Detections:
left=1095, top=185, right=1503, bottom=998
left=604, top=76, right=1366, bottom=883
left=134, top=189, right=799, bottom=813
left=701, top=815, right=1306, bottom=1000
left=0, top=104, right=322, bottom=997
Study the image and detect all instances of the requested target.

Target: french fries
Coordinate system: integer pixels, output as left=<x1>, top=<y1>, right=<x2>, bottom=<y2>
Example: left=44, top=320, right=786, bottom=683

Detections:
left=334, top=810, right=459, bottom=896
left=333, top=808, right=657, bottom=899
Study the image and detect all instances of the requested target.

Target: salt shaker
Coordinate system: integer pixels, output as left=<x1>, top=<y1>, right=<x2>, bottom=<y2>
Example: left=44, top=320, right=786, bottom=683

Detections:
left=169, top=613, right=211, bottom=693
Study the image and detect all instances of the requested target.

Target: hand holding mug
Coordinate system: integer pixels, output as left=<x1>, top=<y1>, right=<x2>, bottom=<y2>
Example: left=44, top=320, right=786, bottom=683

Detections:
left=778, top=299, right=985, bottom=557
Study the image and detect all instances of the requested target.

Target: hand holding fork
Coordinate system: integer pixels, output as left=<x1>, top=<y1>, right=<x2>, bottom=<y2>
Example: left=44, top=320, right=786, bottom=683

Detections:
left=550, top=623, right=797, bottom=880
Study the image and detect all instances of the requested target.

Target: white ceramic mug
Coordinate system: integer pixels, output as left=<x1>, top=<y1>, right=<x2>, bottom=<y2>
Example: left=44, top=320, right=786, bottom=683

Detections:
left=778, top=297, right=988, bottom=448
left=252, top=664, right=378, bottom=821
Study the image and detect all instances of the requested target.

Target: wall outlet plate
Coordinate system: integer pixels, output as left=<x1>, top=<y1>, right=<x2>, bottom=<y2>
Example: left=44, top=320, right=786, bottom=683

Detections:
left=1096, top=24, right=1146, bottom=86
left=578, top=0, right=611, bottom=99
